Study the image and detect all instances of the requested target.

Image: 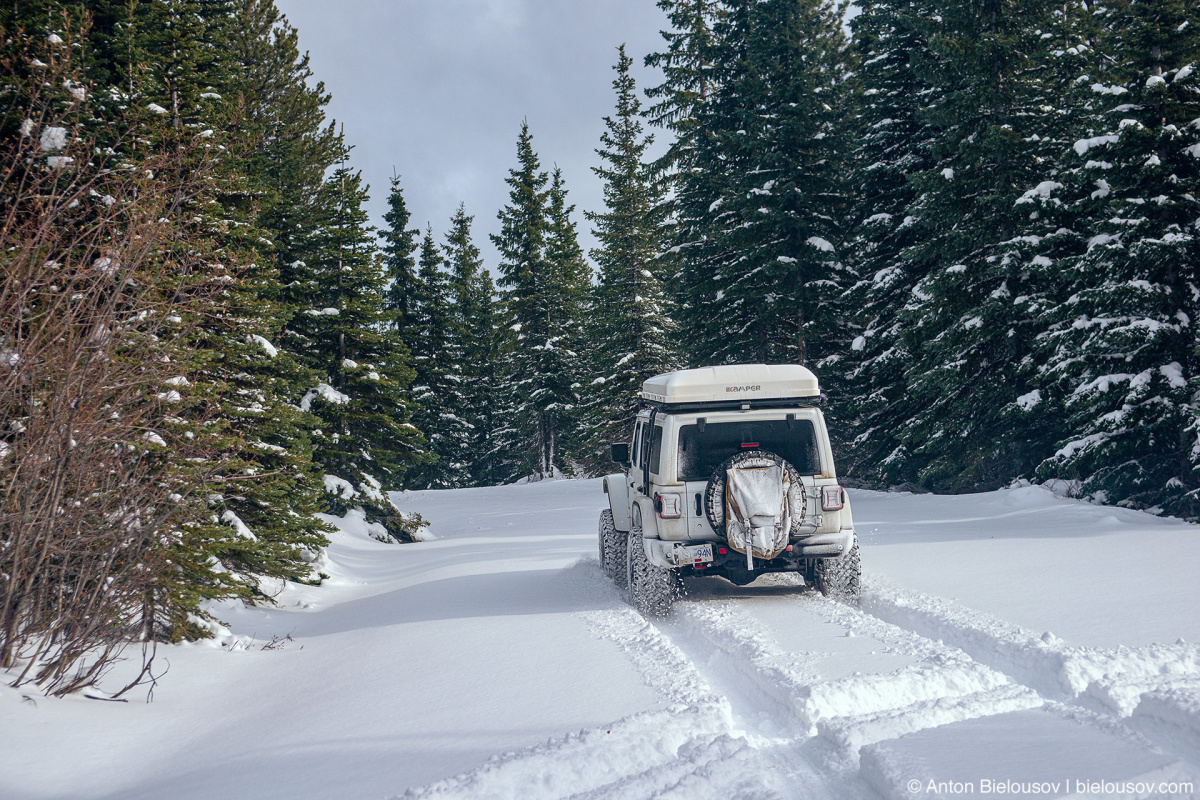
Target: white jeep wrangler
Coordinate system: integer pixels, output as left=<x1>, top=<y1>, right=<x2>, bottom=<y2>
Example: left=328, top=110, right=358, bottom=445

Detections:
left=598, top=364, right=860, bottom=616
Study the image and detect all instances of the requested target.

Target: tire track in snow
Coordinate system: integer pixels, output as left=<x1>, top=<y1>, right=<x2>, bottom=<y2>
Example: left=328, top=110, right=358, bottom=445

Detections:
left=1132, top=686, right=1200, bottom=769
left=395, top=703, right=730, bottom=800
left=579, top=585, right=836, bottom=798
left=577, top=572, right=846, bottom=799
left=674, top=590, right=1041, bottom=751
left=863, top=579, right=1200, bottom=701
left=397, top=568, right=786, bottom=800
left=589, top=583, right=1041, bottom=800
left=628, top=598, right=849, bottom=799
left=398, top=562, right=1193, bottom=800
left=860, top=577, right=1200, bottom=773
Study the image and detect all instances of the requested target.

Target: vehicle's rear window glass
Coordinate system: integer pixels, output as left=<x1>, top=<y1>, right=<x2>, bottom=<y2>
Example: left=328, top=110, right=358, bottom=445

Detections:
left=677, top=419, right=820, bottom=481
left=649, top=425, right=663, bottom=476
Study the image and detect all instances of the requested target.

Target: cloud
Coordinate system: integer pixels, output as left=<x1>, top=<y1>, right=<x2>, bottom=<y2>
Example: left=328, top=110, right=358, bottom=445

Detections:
left=276, top=0, right=669, bottom=272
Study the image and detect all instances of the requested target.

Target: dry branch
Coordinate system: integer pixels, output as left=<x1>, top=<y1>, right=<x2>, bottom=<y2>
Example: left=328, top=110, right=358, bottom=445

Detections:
left=0, top=24, right=228, bottom=696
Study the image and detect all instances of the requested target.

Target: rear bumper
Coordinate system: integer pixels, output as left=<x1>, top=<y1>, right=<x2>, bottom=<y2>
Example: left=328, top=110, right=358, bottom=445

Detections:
left=644, top=529, right=854, bottom=569
left=643, top=538, right=717, bottom=568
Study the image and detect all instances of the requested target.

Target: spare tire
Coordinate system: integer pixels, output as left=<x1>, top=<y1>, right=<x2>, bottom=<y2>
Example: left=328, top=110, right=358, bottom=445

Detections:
left=703, top=449, right=807, bottom=539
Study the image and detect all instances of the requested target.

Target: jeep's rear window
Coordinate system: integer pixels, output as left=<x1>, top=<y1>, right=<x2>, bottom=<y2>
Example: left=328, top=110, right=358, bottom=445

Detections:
left=677, top=419, right=820, bottom=481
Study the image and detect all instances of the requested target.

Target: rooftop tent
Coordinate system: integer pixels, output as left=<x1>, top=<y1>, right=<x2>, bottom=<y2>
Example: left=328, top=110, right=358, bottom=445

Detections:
left=640, top=364, right=820, bottom=407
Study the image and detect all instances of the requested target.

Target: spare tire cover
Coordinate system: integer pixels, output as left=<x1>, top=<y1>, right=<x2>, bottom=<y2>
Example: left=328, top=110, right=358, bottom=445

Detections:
left=704, top=449, right=807, bottom=538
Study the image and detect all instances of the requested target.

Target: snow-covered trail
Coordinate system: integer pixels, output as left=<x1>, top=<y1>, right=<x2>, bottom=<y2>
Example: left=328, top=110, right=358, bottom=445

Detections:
left=1, top=480, right=1199, bottom=799
left=399, top=482, right=1200, bottom=800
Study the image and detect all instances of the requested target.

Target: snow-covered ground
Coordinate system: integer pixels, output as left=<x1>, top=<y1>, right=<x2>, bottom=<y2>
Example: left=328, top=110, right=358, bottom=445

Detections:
left=2, top=480, right=1199, bottom=799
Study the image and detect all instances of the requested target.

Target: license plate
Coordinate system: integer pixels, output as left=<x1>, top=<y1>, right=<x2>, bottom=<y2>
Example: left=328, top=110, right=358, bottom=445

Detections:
left=684, top=544, right=713, bottom=564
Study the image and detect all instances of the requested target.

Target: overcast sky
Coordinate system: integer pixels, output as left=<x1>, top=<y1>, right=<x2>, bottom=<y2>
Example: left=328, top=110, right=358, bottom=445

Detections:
left=273, top=0, right=672, bottom=273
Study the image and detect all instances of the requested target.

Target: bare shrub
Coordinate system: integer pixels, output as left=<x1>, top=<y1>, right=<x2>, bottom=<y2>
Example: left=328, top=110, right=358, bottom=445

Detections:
left=0, top=24, right=225, bottom=696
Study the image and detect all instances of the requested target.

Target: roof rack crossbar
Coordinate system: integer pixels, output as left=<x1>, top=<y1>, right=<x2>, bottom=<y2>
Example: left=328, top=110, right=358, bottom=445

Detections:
left=640, top=396, right=823, bottom=414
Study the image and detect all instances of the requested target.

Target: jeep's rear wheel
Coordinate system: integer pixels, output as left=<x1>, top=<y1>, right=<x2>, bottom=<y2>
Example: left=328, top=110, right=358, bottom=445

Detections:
left=598, top=510, right=626, bottom=582
left=626, top=518, right=674, bottom=617
left=611, top=528, right=629, bottom=588
left=598, top=510, right=611, bottom=574
left=813, top=538, right=860, bottom=602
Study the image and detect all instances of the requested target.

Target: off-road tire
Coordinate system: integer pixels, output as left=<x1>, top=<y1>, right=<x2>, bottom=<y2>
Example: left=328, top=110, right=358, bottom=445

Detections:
left=598, top=510, right=625, bottom=581
left=611, top=527, right=629, bottom=588
left=598, top=510, right=611, bottom=574
left=626, top=518, right=674, bottom=617
left=703, top=449, right=807, bottom=538
left=814, top=538, right=860, bottom=602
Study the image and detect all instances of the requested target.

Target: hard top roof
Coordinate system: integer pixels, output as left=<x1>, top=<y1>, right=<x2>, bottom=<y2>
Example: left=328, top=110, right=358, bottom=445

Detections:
left=640, top=364, right=820, bottom=406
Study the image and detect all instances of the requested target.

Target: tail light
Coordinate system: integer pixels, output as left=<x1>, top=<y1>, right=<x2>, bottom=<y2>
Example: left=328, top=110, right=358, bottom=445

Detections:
left=654, top=493, right=682, bottom=519
left=821, top=485, right=844, bottom=511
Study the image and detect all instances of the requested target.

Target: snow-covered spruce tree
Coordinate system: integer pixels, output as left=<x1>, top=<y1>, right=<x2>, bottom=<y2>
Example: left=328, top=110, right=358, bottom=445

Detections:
left=443, top=205, right=504, bottom=487
left=645, top=0, right=732, bottom=327
left=542, top=168, right=592, bottom=472
left=644, top=0, right=727, bottom=177
left=839, top=0, right=942, bottom=483
left=235, top=1, right=341, bottom=289
left=377, top=175, right=435, bottom=484
left=60, top=0, right=339, bottom=630
left=173, top=161, right=335, bottom=608
left=491, top=123, right=588, bottom=480
left=884, top=0, right=1070, bottom=492
left=76, top=0, right=258, bottom=631
left=191, top=0, right=343, bottom=599
left=379, top=174, right=422, bottom=365
left=285, top=149, right=426, bottom=538
left=583, top=45, right=679, bottom=468
left=1, top=3, right=414, bottom=657
left=1030, top=0, right=1200, bottom=515
left=85, top=0, right=351, bottom=617
left=405, top=225, right=471, bottom=489
left=675, top=0, right=855, bottom=371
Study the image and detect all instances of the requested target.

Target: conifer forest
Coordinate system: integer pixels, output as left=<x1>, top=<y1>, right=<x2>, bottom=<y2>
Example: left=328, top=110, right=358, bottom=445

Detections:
left=1, top=0, right=1198, bottom=694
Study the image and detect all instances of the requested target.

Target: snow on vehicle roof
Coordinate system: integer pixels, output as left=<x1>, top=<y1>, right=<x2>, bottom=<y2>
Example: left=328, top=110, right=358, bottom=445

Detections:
left=640, top=364, right=820, bottom=405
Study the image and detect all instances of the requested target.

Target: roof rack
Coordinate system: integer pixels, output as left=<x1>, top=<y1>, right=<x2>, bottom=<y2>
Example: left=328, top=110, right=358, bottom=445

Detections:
left=641, top=396, right=823, bottom=414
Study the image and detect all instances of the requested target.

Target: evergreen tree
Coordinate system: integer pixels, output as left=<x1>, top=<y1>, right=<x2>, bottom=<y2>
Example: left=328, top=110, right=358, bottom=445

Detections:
left=87, top=0, right=339, bottom=615
left=490, top=122, right=548, bottom=482
left=0, top=1, right=429, bottom=660
left=542, top=167, right=592, bottom=471
left=379, top=173, right=422, bottom=358
left=675, top=0, right=854, bottom=369
left=584, top=45, right=678, bottom=466
left=491, top=123, right=587, bottom=479
left=879, top=0, right=1067, bottom=491
left=839, top=0, right=941, bottom=481
left=0, top=5, right=334, bottom=642
left=195, top=0, right=339, bottom=594
left=287, top=149, right=425, bottom=537
left=1030, top=0, right=1200, bottom=513
left=230, top=0, right=341, bottom=281
left=405, top=225, right=468, bottom=488
left=443, top=205, right=503, bottom=486
left=644, top=0, right=730, bottom=323
left=644, top=0, right=727, bottom=176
